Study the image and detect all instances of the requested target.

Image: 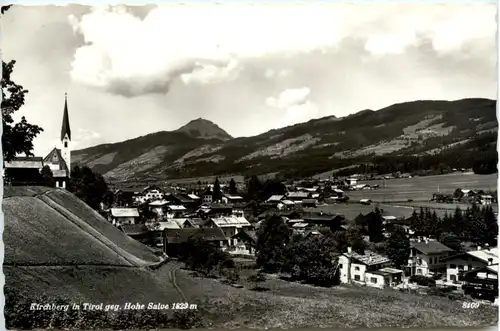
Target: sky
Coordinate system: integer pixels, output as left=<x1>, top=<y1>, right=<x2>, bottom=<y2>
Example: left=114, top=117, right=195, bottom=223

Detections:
left=1, top=2, right=497, bottom=156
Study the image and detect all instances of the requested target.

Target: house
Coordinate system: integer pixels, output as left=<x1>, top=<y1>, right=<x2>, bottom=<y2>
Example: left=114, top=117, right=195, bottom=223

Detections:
left=480, top=195, right=493, bottom=205
left=113, top=188, right=139, bottom=207
left=338, top=248, right=395, bottom=288
left=461, top=263, right=498, bottom=302
left=346, top=177, right=357, bottom=186
left=119, top=224, right=151, bottom=244
left=460, top=189, right=476, bottom=197
left=223, top=194, right=244, bottom=204
left=286, top=192, right=311, bottom=201
left=302, top=212, right=345, bottom=231
left=143, top=186, right=165, bottom=201
left=109, top=208, right=140, bottom=226
left=4, top=94, right=71, bottom=189
left=156, top=220, right=182, bottom=230
left=230, top=230, right=257, bottom=255
left=170, top=194, right=199, bottom=210
left=204, top=203, right=233, bottom=217
left=360, top=199, right=372, bottom=205
left=149, top=200, right=169, bottom=216
left=181, top=218, right=206, bottom=228
left=163, top=227, right=229, bottom=257
left=166, top=205, right=187, bottom=219
left=202, top=189, right=213, bottom=204
left=277, top=199, right=295, bottom=210
left=301, top=199, right=317, bottom=208
left=205, top=215, right=252, bottom=244
left=266, top=195, right=284, bottom=205
left=443, top=247, right=498, bottom=284
left=407, top=239, right=454, bottom=277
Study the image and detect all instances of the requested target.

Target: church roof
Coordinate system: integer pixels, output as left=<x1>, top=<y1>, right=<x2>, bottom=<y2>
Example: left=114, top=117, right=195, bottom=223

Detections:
left=61, top=93, right=71, bottom=141
left=44, top=147, right=69, bottom=173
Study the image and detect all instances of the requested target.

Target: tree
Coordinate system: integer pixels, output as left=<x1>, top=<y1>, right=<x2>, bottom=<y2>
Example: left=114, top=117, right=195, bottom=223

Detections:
left=245, top=175, right=262, bottom=201
left=282, top=235, right=340, bottom=286
left=346, top=226, right=366, bottom=254
left=180, top=237, right=234, bottom=276
left=40, top=165, right=55, bottom=187
left=438, top=232, right=462, bottom=252
left=2, top=60, right=44, bottom=162
left=67, top=166, right=110, bottom=210
left=386, top=225, right=410, bottom=269
left=256, top=214, right=291, bottom=273
left=229, top=178, right=237, bottom=195
left=260, top=179, right=287, bottom=200
left=212, top=177, right=222, bottom=202
left=138, top=201, right=157, bottom=223
left=367, top=207, right=384, bottom=243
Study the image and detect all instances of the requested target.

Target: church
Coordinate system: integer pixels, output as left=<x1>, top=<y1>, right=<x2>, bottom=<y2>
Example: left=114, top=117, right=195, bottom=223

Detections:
left=3, top=94, right=72, bottom=188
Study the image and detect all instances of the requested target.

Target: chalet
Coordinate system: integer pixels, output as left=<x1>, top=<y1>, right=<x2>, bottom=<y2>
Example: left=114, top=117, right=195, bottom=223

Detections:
left=181, top=218, right=206, bottom=228
left=461, top=263, right=498, bottom=302
left=460, top=189, right=476, bottom=197
left=163, top=227, right=229, bottom=257
left=166, top=205, right=187, bottom=219
left=443, top=247, right=498, bottom=284
left=109, top=208, right=140, bottom=226
left=230, top=230, right=257, bottom=255
left=302, top=212, right=345, bottom=231
left=170, top=194, right=198, bottom=210
left=277, top=199, right=295, bottom=210
left=119, top=224, right=151, bottom=244
left=338, top=248, right=398, bottom=288
left=113, top=188, right=139, bottom=207
left=407, top=239, right=454, bottom=277
left=149, top=200, right=169, bottom=216
left=206, top=215, right=252, bottom=243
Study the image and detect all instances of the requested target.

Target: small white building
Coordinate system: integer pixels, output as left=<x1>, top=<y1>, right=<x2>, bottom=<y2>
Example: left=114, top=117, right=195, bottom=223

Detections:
left=338, top=248, right=394, bottom=288
left=109, top=208, right=140, bottom=226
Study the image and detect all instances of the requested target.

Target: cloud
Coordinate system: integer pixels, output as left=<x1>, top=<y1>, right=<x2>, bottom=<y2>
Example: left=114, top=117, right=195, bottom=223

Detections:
left=266, top=87, right=311, bottom=109
left=266, top=87, right=318, bottom=128
left=71, top=128, right=102, bottom=149
left=68, top=3, right=496, bottom=97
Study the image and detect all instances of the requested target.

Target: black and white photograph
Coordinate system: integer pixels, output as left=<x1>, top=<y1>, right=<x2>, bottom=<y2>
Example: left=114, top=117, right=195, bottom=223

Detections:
left=1, top=1, right=498, bottom=330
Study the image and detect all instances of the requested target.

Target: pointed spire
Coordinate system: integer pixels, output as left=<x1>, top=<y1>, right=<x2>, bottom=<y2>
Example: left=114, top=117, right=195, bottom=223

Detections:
left=61, top=92, right=71, bottom=141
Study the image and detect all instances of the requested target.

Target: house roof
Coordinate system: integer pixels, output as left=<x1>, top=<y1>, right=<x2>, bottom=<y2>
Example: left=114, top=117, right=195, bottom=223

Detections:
left=302, top=199, right=317, bottom=204
left=225, top=194, right=244, bottom=200
left=119, top=224, right=149, bottom=236
left=110, top=208, right=139, bottom=218
left=4, top=157, right=44, bottom=169
left=43, top=148, right=69, bottom=173
left=157, top=220, right=182, bottom=230
left=172, top=195, right=192, bottom=204
left=287, top=192, right=310, bottom=198
left=267, top=195, right=284, bottom=202
left=344, top=250, right=391, bottom=266
left=376, top=267, right=404, bottom=274
left=209, top=216, right=251, bottom=228
left=292, top=222, right=309, bottom=228
left=410, top=241, right=453, bottom=255
left=280, top=199, right=295, bottom=205
left=302, top=212, right=343, bottom=223
left=168, top=205, right=187, bottom=211
left=165, top=227, right=228, bottom=244
left=187, top=194, right=200, bottom=200
left=467, top=247, right=499, bottom=264
left=149, top=200, right=169, bottom=207
left=209, top=203, right=233, bottom=209
left=231, top=230, right=257, bottom=243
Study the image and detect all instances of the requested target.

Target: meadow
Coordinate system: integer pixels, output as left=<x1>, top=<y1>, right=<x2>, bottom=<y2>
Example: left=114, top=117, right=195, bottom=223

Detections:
left=348, top=173, right=497, bottom=203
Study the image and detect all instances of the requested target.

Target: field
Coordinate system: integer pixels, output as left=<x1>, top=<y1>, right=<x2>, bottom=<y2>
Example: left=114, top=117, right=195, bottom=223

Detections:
left=310, top=202, right=415, bottom=221
left=172, top=262, right=498, bottom=329
left=348, top=173, right=497, bottom=203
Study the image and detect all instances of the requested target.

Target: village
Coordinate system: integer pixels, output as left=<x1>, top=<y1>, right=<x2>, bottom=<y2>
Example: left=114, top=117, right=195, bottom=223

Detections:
left=103, top=175, right=499, bottom=304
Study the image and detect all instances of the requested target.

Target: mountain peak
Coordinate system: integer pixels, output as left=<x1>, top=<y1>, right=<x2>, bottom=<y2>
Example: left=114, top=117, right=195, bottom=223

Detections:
left=175, top=118, right=233, bottom=141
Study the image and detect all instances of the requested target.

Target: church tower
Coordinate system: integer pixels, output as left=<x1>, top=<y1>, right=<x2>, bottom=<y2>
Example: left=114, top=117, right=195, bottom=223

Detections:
left=61, top=93, right=71, bottom=177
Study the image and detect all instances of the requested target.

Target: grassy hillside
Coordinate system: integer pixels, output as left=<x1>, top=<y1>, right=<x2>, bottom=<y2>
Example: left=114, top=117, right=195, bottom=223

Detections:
left=3, top=186, right=160, bottom=266
left=73, top=98, right=497, bottom=183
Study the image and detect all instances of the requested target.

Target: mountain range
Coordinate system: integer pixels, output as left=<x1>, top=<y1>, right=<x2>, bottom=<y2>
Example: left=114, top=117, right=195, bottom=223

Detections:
left=72, top=98, right=498, bottom=183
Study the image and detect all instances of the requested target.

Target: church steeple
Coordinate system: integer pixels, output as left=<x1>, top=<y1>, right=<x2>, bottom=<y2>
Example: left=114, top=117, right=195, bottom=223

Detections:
left=61, top=92, right=71, bottom=142
left=60, top=93, right=71, bottom=179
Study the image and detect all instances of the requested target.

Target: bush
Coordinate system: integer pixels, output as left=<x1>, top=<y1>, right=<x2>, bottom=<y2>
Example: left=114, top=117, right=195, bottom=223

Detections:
left=409, top=275, right=436, bottom=287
